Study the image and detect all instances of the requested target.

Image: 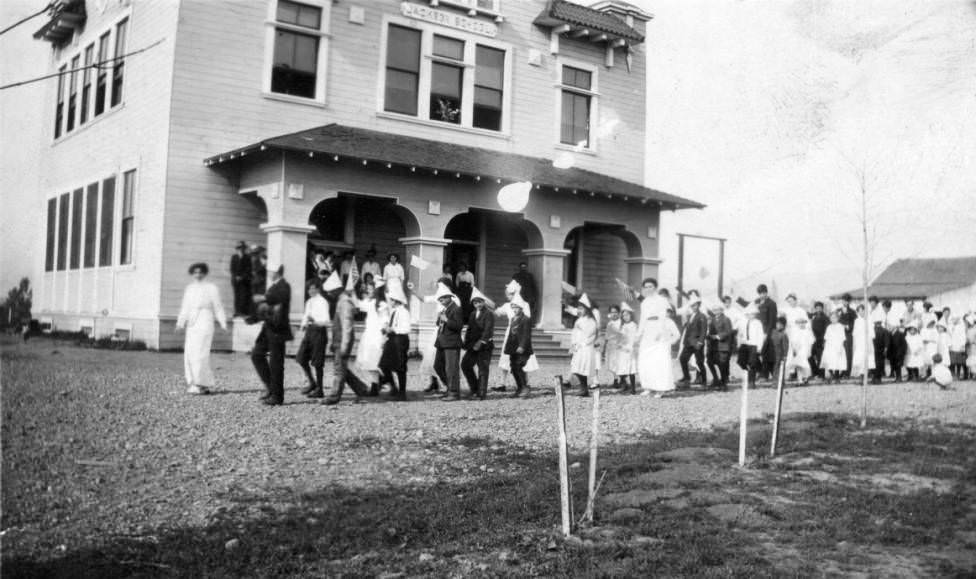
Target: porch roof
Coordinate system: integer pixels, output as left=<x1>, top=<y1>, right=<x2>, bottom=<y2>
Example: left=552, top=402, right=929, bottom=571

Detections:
left=203, top=124, right=704, bottom=210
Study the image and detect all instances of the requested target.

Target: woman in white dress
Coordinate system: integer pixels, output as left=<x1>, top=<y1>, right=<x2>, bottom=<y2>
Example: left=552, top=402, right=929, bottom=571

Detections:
left=176, top=263, right=227, bottom=395
left=570, top=295, right=599, bottom=397
left=356, top=281, right=387, bottom=393
left=786, top=316, right=815, bottom=384
left=851, top=305, right=875, bottom=378
left=637, top=282, right=681, bottom=397
left=382, top=253, right=405, bottom=284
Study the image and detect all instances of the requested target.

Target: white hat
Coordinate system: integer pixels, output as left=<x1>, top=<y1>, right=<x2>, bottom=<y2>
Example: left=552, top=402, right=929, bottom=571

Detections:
left=506, top=279, right=522, bottom=294
left=386, top=279, right=407, bottom=304
left=578, top=293, right=592, bottom=309
left=434, top=282, right=456, bottom=300
left=344, top=272, right=357, bottom=291
left=323, top=271, right=342, bottom=292
left=471, top=286, right=488, bottom=303
left=620, top=301, right=634, bottom=313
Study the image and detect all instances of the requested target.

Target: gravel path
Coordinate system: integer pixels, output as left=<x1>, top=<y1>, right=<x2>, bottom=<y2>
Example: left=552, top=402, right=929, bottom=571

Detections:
left=2, top=339, right=974, bottom=561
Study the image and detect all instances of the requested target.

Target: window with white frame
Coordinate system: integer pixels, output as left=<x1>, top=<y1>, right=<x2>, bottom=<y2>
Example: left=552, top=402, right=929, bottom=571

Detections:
left=266, top=0, right=331, bottom=101
left=99, top=176, right=115, bottom=267
left=120, top=170, right=136, bottom=265
left=382, top=22, right=511, bottom=132
left=51, top=17, right=128, bottom=140
left=559, top=64, right=597, bottom=148
left=43, top=173, right=130, bottom=273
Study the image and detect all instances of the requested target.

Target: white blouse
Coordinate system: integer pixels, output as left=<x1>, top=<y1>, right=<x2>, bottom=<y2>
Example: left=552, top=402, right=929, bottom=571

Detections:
left=177, top=281, right=227, bottom=330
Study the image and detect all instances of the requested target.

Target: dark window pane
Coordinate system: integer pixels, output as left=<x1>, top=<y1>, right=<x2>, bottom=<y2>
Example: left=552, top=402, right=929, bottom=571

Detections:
left=95, top=33, right=109, bottom=115
left=474, top=45, right=504, bottom=130
left=562, top=66, right=591, bottom=90
left=99, top=178, right=115, bottom=266
left=429, top=63, right=462, bottom=124
left=111, top=19, right=127, bottom=106
left=475, top=45, right=503, bottom=89
left=120, top=171, right=135, bottom=265
left=84, top=183, right=98, bottom=267
left=473, top=87, right=502, bottom=130
left=386, top=26, right=421, bottom=73
left=81, top=45, right=93, bottom=123
left=385, top=25, right=421, bottom=115
left=433, top=35, right=464, bottom=60
left=70, top=188, right=83, bottom=269
left=55, top=65, right=65, bottom=138
left=277, top=0, right=321, bottom=29
left=384, top=69, right=419, bottom=115
left=67, top=56, right=79, bottom=132
left=57, top=194, right=69, bottom=270
left=45, top=198, right=57, bottom=271
left=271, top=29, right=318, bottom=98
left=561, top=91, right=590, bottom=146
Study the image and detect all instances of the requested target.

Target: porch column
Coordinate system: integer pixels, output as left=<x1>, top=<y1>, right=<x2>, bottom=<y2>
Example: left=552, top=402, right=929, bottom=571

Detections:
left=400, top=236, right=449, bottom=355
left=261, top=222, right=316, bottom=322
left=625, top=256, right=662, bottom=291
left=523, top=248, right=570, bottom=330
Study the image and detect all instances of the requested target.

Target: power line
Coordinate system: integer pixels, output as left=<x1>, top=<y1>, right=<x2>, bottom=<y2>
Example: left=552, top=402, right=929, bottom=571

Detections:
left=0, top=38, right=165, bottom=90
left=0, top=2, right=54, bottom=37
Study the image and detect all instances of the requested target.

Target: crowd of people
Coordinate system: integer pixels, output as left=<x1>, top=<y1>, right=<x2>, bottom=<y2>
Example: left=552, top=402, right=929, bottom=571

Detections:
left=175, top=243, right=976, bottom=404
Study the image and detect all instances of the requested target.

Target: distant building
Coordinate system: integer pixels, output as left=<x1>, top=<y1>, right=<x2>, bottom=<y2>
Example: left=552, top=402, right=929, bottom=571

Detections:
left=28, top=0, right=702, bottom=349
left=832, top=257, right=976, bottom=312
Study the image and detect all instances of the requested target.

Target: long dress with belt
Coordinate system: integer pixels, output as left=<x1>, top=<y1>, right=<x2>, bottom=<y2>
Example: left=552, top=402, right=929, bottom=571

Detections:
left=570, top=316, right=598, bottom=378
left=177, top=280, right=227, bottom=387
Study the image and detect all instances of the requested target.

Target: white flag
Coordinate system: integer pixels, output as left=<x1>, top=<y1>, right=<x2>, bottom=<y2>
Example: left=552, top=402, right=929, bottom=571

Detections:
left=410, top=255, right=431, bottom=271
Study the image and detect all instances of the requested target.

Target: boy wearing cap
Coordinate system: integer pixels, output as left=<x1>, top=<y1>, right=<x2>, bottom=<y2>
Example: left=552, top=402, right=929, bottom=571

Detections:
left=736, top=303, right=765, bottom=385
left=504, top=297, right=533, bottom=397
left=706, top=303, right=733, bottom=390
left=756, top=284, right=778, bottom=380
left=871, top=317, right=890, bottom=384
left=379, top=281, right=411, bottom=400
left=678, top=298, right=708, bottom=388
left=434, top=283, right=465, bottom=401
left=297, top=281, right=330, bottom=398
left=461, top=288, right=494, bottom=400
left=809, top=301, right=829, bottom=379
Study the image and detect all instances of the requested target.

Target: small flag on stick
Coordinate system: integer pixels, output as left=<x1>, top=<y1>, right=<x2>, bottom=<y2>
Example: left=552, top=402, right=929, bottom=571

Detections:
left=323, top=271, right=342, bottom=292
left=560, top=281, right=577, bottom=295
left=410, top=255, right=431, bottom=271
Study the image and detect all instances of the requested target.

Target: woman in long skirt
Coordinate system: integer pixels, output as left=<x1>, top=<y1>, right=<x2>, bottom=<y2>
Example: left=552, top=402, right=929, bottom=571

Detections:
left=176, top=262, right=227, bottom=395
left=570, top=295, right=599, bottom=397
left=638, top=311, right=681, bottom=397
left=851, top=306, right=875, bottom=378
left=822, top=312, right=847, bottom=383
left=356, top=281, right=387, bottom=393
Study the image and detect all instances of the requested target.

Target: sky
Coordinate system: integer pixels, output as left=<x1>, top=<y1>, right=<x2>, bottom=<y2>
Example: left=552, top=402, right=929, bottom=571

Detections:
left=2, top=0, right=975, bottom=303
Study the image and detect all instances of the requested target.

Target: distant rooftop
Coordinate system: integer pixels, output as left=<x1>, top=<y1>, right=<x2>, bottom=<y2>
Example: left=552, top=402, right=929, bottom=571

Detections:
left=831, top=256, right=976, bottom=299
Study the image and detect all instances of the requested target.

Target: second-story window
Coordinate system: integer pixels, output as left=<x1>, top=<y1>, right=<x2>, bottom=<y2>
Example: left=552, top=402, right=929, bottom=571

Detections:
left=95, top=32, right=110, bottom=116
left=54, top=65, right=66, bottom=138
left=111, top=19, right=128, bottom=107
left=382, top=22, right=510, bottom=133
left=268, top=0, right=330, bottom=101
left=66, top=55, right=79, bottom=133
left=560, top=65, right=596, bottom=148
left=120, top=170, right=136, bottom=265
left=80, top=44, right=93, bottom=124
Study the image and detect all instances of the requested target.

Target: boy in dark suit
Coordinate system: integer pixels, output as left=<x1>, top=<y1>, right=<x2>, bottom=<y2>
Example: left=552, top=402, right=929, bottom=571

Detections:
left=678, top=298, right=708, bottom=387
left=434, top=283, right=465, bottom=401
left=872, top=319, right=890, bottom=384
left=504, top=297, right=533, bottom=398
left=756, top=284, right=778, bottom=380
left=251, top=265, right=293, bottom=406
left=888, top=320, right=907, bottom=382
left=461, top=288, right=494, bottom=400
left=706, top=304, right=733, bottom=390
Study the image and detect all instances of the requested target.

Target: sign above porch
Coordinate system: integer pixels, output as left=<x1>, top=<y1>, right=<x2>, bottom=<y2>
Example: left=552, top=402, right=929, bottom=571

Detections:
left=401, top=2, right=499, bottom=37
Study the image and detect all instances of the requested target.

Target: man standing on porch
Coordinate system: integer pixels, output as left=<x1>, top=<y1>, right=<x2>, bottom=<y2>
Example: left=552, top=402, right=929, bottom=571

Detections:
left=230, top=241, right=252, bottom=317
left=434, top=283, right=464, bottom=401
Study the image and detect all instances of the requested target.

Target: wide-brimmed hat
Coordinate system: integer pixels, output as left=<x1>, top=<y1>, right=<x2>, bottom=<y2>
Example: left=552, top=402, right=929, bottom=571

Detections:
left=435, top=282, right=456, bottom=301
left=386, top=279, right=407, bottom=304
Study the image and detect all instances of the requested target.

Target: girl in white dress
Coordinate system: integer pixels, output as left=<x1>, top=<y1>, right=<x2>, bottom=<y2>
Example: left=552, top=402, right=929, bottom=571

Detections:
left=570, top=295, right=599, bottom=397
left=786, top=317, right=815, bottom=384
left=851, top=306, right=875, bottom=378
left=615, top=303, right=639, bottom=393
left=920, top=320, right=939, bottom=378
left=904, top=325, right=925, bottom=381
left=356, top=281, right=388, bottom=392
left=822, top=312, right=847, bottom=383
left=603, top=304, right=623, bottom=387
left=176, top=263, right=227, bottom=395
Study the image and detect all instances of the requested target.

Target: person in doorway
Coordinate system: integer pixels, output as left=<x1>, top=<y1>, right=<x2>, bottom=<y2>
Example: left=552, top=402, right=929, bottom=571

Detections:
left=250, top=246, right=268, bottom=300
left=383, top=253, right=404, bottom=284
left=706, top=303, right=733, bottom=390
left=461, top=287, right=494, bottom=400
left=230, top=241, right=252, bottom=316
left=297, top=280, right=330, bottom=398
left=361, top=246, right=382, bottom=280
left=504, top=296, right=533, bottom=398
left=512, top=262, right=538, bottom=325
left=434, top=282, right=464, bottom=401
left=324, top=276, right=370, bottom=405
left=755, top=284, right=778, bottom=381
left=677, top=297, right=708, bottom=388
left=176, top=263, right=228, bottom=395
left=454, top=262, right=475, bottom=321
left=339, top=250, right=357, bottom=287
left=251, top=265, right=292, bottom=406
left=379, top=280, right=411, bottom=401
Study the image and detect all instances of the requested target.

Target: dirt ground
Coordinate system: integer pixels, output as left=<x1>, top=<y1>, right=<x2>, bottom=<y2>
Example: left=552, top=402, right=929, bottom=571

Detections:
left=2, top=338, right=975, bottom=577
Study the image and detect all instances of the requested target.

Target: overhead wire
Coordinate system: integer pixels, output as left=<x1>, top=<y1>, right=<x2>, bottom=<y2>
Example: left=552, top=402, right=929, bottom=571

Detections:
left=0, top=38, right=165, bottom=90
left=0, top=2, right=54, bottom=37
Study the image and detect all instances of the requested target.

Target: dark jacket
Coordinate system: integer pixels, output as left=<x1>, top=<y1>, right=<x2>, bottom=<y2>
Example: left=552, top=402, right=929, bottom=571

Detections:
left=770, top=329, right=789, bottom=364
left=707, top=313, right=733, bottom=353
left=333, top=292, right=357, bottom=356
left=810, top=312, right=829, bottom=342
left=262, top=278, right=293, bottom=340
left=230, top=253, right=251, bottom=285
left=838, top=306, right=857, bottom=334
left=504, top=313, right=533, bottom=356
left=463, top=308, right=495, bottom=350
left=888, top=328, right=907, bottom=362
left=435, top=302, right=465, bottom=349
left=512, top=271, right=537, bottom=302
left=682, top=311, right=708, bottom=348
left=757, top=298, right=778, bottom=335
